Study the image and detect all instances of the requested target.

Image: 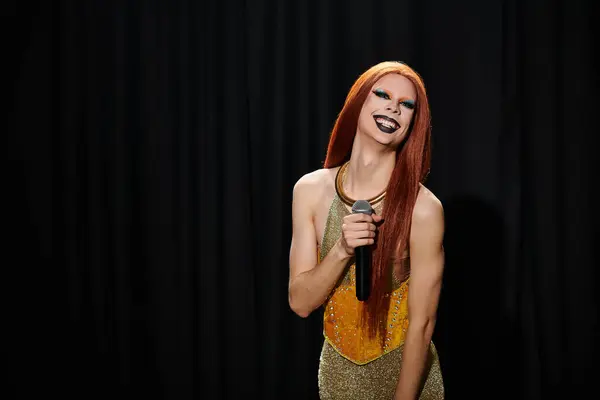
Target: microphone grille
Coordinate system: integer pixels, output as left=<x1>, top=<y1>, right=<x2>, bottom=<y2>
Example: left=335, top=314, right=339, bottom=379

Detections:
left=351, top=200, right=373, bottom=215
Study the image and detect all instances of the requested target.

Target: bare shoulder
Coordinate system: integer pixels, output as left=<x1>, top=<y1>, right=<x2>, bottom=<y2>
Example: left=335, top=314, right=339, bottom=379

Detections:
left=293, top=168, right=336, bottom=207
left=412, top=184, right=444, bottom=228
left=294, top=168, right=332, bottom=194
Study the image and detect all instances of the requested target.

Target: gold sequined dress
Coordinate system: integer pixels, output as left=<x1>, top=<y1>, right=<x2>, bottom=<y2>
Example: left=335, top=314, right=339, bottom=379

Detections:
left=317, top=194, right=444, bottom=400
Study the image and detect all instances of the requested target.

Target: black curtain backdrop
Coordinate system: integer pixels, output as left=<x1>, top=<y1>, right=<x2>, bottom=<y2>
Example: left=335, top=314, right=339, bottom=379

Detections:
left=7, top=1, right=599, bottom=399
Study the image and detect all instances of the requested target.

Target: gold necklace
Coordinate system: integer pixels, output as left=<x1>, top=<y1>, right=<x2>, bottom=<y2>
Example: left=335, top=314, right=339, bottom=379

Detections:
left=335, top=161, right=387, bottom=207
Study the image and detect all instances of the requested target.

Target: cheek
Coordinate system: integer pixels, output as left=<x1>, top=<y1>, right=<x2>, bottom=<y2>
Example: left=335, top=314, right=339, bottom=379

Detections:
left=359, top=113, right=374, bottom=130
left=362, top=96, right=382, bottom=111
left=358, top=104, right=375, bottom=122
left=402, top=112, right=415, bottom=127
left=361, top=101, right=373, bottom=113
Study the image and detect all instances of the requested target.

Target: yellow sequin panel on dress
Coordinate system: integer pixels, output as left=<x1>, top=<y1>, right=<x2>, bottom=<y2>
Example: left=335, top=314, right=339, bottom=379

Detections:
left=323, top=268, right=409, bottom=365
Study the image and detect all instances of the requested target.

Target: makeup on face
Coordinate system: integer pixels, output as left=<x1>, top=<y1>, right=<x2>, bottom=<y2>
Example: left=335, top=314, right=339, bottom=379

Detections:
left=369, top=87, right=416, bottom=134
left=372, top=88, right=415, bottom=110
left=372, top=114, right=401, bottom=134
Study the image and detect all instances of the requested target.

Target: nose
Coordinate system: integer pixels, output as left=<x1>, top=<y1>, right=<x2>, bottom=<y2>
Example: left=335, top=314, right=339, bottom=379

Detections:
left=386, top=102, right=400, bottom=114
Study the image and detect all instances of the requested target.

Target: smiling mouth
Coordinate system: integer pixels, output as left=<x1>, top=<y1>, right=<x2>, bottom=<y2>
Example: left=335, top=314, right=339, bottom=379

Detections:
left=373, top=115, right=400, bottom=134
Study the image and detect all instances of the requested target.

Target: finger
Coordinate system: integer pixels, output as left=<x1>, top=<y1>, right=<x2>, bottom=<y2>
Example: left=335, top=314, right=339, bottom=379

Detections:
left=344, top=222, right=377, bottom=231
left=372, top=215, right=384, bottom=226
left=345, top=213, right=373, bottom=223
left=345, top=230, right=375, bottom=239
left=344, top=222, right=372, bottom=231
left=344, top=230, right=365, bottom=239
left=372, top=214, right=383, bottom=222
left=350, top=238, right=375, bottom=247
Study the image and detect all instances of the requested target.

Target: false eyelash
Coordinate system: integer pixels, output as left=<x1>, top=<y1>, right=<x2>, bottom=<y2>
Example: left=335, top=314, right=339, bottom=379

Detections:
left=401, top=101, right=415, bottom=110
left=373, top=89, right=390, bottom=99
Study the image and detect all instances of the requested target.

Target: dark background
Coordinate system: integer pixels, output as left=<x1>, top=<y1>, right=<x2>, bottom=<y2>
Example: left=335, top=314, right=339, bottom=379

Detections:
left=6, top=0, right=598, bottom=399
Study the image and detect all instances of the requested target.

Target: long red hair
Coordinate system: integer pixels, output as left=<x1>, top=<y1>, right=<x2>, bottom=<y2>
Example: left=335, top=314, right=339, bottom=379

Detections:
left=324, top=61, right=431, bottom=341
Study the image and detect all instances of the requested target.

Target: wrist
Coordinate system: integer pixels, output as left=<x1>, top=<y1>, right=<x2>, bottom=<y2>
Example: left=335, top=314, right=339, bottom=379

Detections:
left=333, top=240, right=352, bottom=261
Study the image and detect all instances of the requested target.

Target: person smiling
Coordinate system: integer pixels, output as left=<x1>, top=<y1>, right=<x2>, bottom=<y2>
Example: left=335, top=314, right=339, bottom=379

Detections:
left=288, top=61, right=445, bottom=399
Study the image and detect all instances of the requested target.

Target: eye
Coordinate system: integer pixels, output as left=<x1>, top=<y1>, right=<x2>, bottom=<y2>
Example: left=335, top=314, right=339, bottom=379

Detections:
left=400, top=100, right=415, bottom=110
left=373, top=89, right=390, bottom=100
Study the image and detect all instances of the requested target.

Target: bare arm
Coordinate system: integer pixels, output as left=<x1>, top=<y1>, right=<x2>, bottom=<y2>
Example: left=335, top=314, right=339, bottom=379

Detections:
left=394, top=190, right=445, bottom=399
left=288, top=173, right=381, bottom=317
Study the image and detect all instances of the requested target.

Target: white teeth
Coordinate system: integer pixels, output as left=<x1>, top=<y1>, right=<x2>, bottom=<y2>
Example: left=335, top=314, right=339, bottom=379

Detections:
left=376, top=118, right=397, bottom=129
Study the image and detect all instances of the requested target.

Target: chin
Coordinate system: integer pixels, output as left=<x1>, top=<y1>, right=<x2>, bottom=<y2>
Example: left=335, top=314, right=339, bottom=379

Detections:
left=370, top=135, right=398, bottom=149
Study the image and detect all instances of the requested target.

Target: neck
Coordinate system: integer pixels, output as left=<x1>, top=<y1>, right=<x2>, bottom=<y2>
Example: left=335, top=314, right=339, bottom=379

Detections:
left=344, top=133, right=397, bottom=201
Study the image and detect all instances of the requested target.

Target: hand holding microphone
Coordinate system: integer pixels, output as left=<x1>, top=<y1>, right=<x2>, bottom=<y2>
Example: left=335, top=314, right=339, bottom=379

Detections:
left=339, top=200, right=383, bottom=301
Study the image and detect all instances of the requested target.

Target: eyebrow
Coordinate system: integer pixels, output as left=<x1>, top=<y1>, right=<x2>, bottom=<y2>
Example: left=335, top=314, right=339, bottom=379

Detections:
left=374, top=87, right=416, bottom=103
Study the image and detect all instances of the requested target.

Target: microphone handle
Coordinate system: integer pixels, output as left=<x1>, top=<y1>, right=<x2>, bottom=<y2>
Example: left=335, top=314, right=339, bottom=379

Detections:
left=355, top=245, right=371, bottom=301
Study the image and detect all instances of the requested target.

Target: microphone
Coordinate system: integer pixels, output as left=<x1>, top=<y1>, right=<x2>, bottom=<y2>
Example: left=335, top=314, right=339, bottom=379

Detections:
left=352, top=200, right=374, bottom=302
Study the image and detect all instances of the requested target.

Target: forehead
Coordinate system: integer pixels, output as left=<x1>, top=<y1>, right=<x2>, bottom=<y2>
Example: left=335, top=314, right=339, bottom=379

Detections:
left=371, top=74, right=417, bottom=99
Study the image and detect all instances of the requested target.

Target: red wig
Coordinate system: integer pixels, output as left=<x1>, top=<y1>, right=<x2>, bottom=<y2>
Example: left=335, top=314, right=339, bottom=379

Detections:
left=324, top=61, right=431, bottom=341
